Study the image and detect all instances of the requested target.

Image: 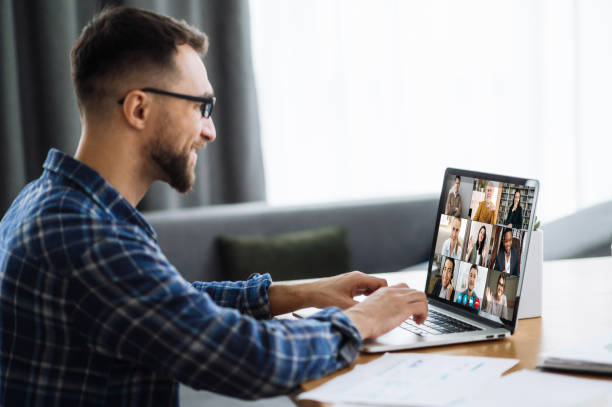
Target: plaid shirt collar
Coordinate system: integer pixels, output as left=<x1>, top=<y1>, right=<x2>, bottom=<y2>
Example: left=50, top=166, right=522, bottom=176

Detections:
left=43, top=148, right=157, bottom=240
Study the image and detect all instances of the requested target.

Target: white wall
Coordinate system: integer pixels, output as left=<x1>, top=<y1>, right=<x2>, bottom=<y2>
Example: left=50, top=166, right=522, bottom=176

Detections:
left=249, top=0, right=612, bottom=223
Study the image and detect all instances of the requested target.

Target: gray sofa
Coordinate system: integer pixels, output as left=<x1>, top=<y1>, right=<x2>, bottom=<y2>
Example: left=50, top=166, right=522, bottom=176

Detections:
left=543, top=200, right=612, bottom=260
left=145, top=195, right=439, bottom=283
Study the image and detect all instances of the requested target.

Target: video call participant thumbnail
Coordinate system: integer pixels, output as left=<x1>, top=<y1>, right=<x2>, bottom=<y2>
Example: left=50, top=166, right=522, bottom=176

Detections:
left=485, top=273, right=509, bottom=320
left=505, top=189, right=523, bottom=229
left=456, top=264, right=481, bottom=310
left=431, top=257, right=455, bottom=301
left=473, top=181, right=498, bottom=225
left=494, top=228, right=520, bottom=276
left=441, top=216, right=462, bottom=260
left=445, top=176, right=462, bottom=217
left=464, top=223, right=488, bottom=267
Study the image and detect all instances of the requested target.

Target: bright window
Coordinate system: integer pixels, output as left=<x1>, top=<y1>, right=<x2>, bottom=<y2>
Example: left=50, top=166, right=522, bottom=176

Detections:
left=250, top=0, right=612, bottom=223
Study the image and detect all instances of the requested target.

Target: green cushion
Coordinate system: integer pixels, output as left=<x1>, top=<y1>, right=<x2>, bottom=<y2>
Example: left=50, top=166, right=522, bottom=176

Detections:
left=217, top=226, right=350, bottom=281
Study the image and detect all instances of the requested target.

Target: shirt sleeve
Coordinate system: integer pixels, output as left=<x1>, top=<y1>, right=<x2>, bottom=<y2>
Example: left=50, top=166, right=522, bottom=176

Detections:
left=70, top=235, right=361, bottom=399
left=191, top=275, right=272, bottom=320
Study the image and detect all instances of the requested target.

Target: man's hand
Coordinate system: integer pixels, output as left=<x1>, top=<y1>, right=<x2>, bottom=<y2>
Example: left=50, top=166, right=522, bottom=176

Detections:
left=344, top=284, right=428, bottom=339
left=304, top=271, right=388, bottom=309
left=268, top=271, right=387, bottom=316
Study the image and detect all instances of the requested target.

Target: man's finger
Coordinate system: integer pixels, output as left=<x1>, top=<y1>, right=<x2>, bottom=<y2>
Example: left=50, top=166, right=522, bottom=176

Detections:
left=351, top=278, right=387, bottom=297
left=342, top=298, right=359, bottom=309
left=404, top=292, right=427, bottom=304
left=355, top=275, right=388, bottom=290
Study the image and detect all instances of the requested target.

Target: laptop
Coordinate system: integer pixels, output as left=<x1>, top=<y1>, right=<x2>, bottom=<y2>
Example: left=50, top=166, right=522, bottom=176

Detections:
left=297, top=168, right=539, bottom=353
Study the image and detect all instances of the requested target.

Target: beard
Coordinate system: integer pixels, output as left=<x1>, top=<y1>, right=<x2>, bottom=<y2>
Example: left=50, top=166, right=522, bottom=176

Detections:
left=150, top=114, right=196, bottom=193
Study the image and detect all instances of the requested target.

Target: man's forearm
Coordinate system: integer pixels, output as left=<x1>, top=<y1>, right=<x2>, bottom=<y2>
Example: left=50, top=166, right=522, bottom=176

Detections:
left=268, top=282, right=314, bottom=316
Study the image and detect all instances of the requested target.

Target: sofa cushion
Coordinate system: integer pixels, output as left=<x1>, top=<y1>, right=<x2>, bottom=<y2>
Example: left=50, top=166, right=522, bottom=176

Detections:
left=217, top=226, right=350, bottom=281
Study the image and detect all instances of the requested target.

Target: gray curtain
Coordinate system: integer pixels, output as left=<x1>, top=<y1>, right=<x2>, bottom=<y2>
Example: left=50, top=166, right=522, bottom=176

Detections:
left=0, top=0, right=265, bottom=215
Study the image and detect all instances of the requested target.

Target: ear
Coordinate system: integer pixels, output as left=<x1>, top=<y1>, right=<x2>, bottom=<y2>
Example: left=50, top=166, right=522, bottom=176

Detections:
left=121, top=90, right=151, bottom=130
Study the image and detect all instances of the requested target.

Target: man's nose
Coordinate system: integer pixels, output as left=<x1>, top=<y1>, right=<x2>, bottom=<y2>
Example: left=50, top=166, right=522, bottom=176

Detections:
left=201, top=119, right=216, bottom=142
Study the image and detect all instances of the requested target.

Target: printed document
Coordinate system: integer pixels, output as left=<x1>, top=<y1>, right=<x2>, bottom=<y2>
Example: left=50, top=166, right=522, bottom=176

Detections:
left=298, top=353, right=518, bottom=406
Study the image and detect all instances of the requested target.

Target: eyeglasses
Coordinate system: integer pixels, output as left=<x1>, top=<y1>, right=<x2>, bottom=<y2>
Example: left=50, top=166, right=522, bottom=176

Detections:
left=117, top=87, right=216, bottom=118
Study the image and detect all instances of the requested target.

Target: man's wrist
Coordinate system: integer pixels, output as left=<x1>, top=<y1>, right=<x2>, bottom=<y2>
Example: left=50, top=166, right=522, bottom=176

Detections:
left=343, top=308, right=371, bottom=339
left=268, top=282, right=311, bottom=316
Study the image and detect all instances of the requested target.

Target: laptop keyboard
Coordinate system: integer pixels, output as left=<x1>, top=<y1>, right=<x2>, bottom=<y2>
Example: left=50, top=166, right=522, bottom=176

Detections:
left=400, top=309, right=481, bottom=336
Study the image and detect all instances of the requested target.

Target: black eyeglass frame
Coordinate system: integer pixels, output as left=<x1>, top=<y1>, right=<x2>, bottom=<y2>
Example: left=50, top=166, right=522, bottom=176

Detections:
left=117, top=87, right=216, bottom=118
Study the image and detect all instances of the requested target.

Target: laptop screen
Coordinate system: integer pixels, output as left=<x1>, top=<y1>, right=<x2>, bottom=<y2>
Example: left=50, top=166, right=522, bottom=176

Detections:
left=425, top=168, right=538, bottom=329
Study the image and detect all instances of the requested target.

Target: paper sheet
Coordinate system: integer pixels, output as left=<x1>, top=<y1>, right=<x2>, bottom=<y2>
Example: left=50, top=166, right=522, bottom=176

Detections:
left=298, top=353, right=518, bottom=406
left=453, top=369, right=612, bottom=407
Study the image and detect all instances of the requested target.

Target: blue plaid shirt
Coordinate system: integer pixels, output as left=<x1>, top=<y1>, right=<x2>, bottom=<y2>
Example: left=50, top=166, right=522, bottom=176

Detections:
left=0, top=149, right=361, bottom=406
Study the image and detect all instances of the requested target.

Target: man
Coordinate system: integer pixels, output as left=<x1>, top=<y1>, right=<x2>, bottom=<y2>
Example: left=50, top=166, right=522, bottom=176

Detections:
left=493, top=228, right=520, bottom=276
left=441, top=216, right=462, bottom=259
left=432, top=257, right=455, bottom=301
left=472, top=181, right=498, bottom=224
left=445, top=176, right=462, bottom=217
left=0, top=7, right=428, bottom=406
left=457, top=264, right=480, bottom=310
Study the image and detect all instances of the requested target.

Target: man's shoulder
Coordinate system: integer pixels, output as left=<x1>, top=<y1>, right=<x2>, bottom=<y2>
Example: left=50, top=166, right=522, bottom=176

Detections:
left=1, top=177, right=151, bottom=266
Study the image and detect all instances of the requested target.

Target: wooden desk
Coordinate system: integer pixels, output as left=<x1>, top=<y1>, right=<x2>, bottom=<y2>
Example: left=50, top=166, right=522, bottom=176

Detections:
left=297, top=256, right=612, bottom=405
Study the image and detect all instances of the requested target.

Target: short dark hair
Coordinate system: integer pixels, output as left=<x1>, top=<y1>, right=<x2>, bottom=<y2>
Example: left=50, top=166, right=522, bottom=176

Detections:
left=455, top=176, right=461, bottom=182
left=71, top=6, right=208, bottom=111
left=444, top=256, right=455, bottom=272
left=470, top=264, right=478, bottom=273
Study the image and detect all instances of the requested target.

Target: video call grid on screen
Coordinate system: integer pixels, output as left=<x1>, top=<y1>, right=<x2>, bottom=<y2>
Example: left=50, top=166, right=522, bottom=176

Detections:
left=426, top=169, right=538, bottom=327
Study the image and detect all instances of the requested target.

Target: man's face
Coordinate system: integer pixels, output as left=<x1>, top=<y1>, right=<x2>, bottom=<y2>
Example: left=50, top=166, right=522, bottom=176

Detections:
left=504, top=231, right=513, bottom=254
left=486, top=184, right=494, bottom=200
left=454, top=178, right=460, bottom=193
left=450, top=218, right=461, bottom=242
left=442, top=259, right=453, bottom=287
left=149, top=45, right=216, bottom=193
left=468, top=268, right=477, bottom=290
